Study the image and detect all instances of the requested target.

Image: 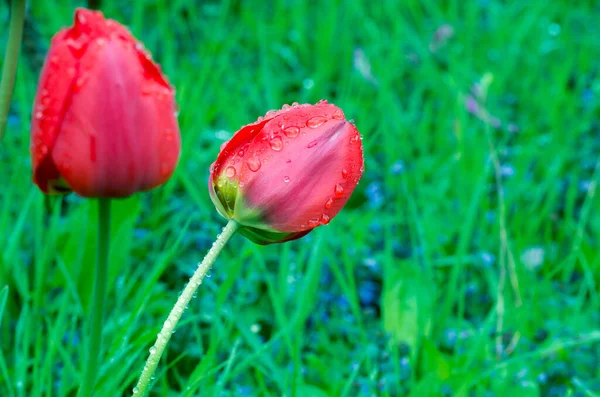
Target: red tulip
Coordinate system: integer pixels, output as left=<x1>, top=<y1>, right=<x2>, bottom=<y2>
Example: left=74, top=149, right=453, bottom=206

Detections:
left=31, top=8, right=180, bottom=198
left=209, top=101, right=364, bottom=244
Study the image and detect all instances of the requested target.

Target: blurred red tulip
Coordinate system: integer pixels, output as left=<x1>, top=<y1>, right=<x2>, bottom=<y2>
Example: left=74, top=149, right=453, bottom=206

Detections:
left=209, top=101, right=364, bottom=244
left=31, top=8, right=180, bottom=198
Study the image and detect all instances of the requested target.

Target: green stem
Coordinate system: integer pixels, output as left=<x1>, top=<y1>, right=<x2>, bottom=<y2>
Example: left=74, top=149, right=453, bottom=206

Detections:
left=133, top=220, right=239, bottom=396
left=0, top=0, right=27, bottom=143
left=78, top=198, right=111, bottom=397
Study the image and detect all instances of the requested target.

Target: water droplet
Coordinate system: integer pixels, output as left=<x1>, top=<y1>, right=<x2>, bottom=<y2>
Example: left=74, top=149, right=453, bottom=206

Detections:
left=35, top=111, right=43, bottom=120
left=77, top=11, right=87, bottom=24
left=342, top=169, right=349, bottom=179
left=286, top=159, right=292, bottom=164
left=238, top=149, right=245, bottom=156
left=149, top=346, right=156, bottom=354
left=307, top=140, right=318, bottom=148
left=350, top=134, right=360, bottom=143
left=132, top=387, right=139, bottom=394
left=308, top=219, right=320, bottom=228
left=292, top=102, right=299, bottom=107
left=307, top=116, right=327, bottom=128
left=225, top=166, right=236, bottom=178
left=217, top=179, right=224, bottom=188
left=334, top=183, right=344, bottom=197
left=265, top=109, right=277, bottom=117
left=284, top=126, right=300, bottom=138
left=75, top=75, right=87, bottom=90
left=247, top=157, right=261, bottom=172
left=332, top=109, right=344, bottom=120
left=325, top=198, right=334, bottom=209
left=282, top=104, right=291, bottom=110
left=96, top=38, right=106, bottom=46
left=160, top=162, right=170, bottom=176
left=283, top=176, right=290, bottom=183
left=321, top=214, right=330, bottom=225
left=270, top=136, right=283, bottom=151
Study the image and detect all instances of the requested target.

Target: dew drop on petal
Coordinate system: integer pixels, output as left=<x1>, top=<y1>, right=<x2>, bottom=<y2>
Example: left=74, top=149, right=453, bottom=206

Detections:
left=334, top=183, right=344, bottom=197
left=307, top=116, right=327, bottom=128
left=321, top=214, right=330, bottom=225
left=225, top=166, right=236, bottom=178
left=270, top=136, right=283, bottom=151
left=325, top=198, right=334, bottom=209
left=307, top=140, right=318, bottom=148
left=160, top=162, right=169, bottom=176
left=332, top=109, right=344, bottom=120
left=283, top=176, right=290, bottom=183
left=308, top=219, right=320, bottom=228
left=342, top=168, right=349, bottom=179
left=247, top=157, right=262, bottom=172
left=284, top=126, right=300, bottom=138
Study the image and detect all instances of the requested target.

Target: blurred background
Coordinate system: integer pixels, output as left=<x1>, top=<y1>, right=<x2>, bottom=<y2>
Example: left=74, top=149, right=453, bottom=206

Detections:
left=1, top=0, right=600, bottom=396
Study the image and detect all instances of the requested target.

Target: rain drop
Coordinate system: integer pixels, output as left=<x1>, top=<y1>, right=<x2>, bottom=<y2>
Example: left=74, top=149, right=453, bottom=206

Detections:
left=77, top=11, right=87, bottom=24
left=160, top=162, right=170, bottom=176
left=75, top=75, right=87, bottom=90
left=282, top=104, right=291, bottom=110
left=149, top=346, right=156, bottom=354
left=306, top=116, right=327, bottom=128
left=325, top=198, right=334, bottom=209
left=35, top=111, right=43, bottom=120
left=225, top=166, right=236, bottom=178
left=283, top=176, right=290, bottom=183
left=132, top=387, right=139, bottom=394
left=308, top=219, right=320, bottom=228
left=332, top=109, right=344, bottom=120
left=334, top=183, right=344, bottom=197
left=270, top=136, right=283, bottom=151
left=247, top=157, right=261, bottom=172
left=307, top=140, right=318, bottom=148
left=321, top=214, right=330, bottom=225
left=284, top=126, right=300, bottom=138
left=342, top=169, right=349, bottom=179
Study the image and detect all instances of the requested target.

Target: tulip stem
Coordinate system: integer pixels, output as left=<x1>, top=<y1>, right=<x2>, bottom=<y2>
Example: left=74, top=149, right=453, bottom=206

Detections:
left=133, top=220, right=239, bottom=396
left=78, top=198, right=111, bottom=397
left=0, top=0, right=26, bottom=143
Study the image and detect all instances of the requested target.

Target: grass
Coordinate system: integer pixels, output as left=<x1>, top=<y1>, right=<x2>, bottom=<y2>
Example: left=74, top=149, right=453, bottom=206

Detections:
left=1, top=0, right=600, bottom=396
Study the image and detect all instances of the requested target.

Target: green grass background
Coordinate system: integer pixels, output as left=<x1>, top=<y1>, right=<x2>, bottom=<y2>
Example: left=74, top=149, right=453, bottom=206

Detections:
left=1, top=0, right=600, bottom=396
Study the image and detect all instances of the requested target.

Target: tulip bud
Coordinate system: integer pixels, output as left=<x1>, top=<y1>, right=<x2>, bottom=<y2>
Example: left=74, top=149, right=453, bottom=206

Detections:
left=209, top=101, right=364, bottom=244
left=31, top=8, right=180, bottom=198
